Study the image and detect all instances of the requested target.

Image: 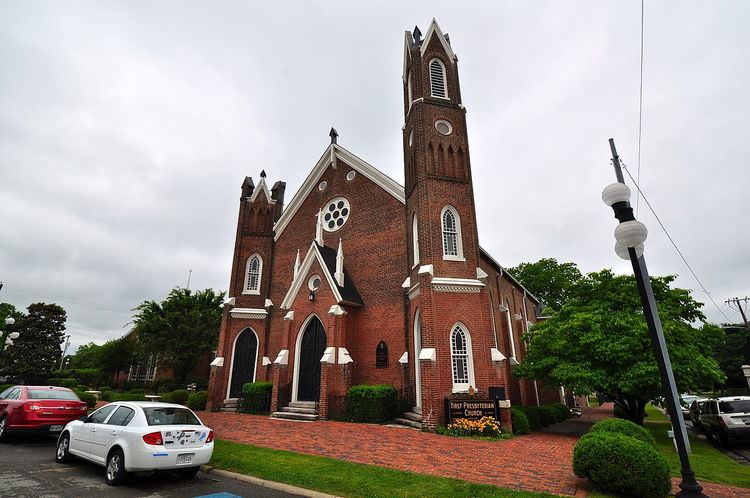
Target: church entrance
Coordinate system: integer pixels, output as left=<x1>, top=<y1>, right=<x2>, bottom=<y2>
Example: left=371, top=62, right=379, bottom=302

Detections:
left=228, top=328, right=258, bottom=399
left=296, top=316, right=326, bottom=402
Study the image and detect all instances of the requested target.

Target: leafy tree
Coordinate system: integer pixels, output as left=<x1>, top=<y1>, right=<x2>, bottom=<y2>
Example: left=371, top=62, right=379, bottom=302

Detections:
left=714, top=325, right=750, bottom=389
left=70, top=342, right=104, bottom=369
left=514, top=270, right=725, bottom=424
left=1, top=303, right=67, bottom=381
left=507, top=258, right=582, bottom=311
left=133, top=288, right=224, bottom=382
left=97, top=337, right=135, bottom=385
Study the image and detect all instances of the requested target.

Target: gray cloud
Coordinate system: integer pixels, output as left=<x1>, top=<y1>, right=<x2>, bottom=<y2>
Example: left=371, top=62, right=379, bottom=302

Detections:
left=1, top=1, right=748, bottom=353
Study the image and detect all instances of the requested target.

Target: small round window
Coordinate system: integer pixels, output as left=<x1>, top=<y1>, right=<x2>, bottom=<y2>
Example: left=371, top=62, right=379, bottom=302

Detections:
left=435, top=120, right=452, bottom=136
left=346, top=170, right=356, bottom=181
left=318, top=180, right=327, bottom=191
left=308, top=275, right=322, bottom=291
left=322, top=197, right=350, bottom=232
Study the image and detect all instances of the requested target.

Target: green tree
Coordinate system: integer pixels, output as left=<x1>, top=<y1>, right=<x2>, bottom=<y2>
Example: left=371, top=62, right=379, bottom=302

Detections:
left=514, top=270, right=725, bottom=424
left=98, top=337, right=135, bottom=385
left=507, top=258, right=582, bottom=311
left=714, top=325, right=750, bottom=389
left=70, top=342, right=104, bottom=369
left=1, top=303, right=67, bottom=381
left=133, top=288, right=224, bottom=382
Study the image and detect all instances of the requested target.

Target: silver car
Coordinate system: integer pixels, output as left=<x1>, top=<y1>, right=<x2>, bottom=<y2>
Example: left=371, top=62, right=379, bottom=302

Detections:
left=698, top=396, right=750, bottom=446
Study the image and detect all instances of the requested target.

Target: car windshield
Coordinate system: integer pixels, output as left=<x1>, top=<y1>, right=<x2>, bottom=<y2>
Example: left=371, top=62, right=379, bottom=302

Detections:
left=143, top=407, right=201, bottom=426
left=719, top=400, right=750, bottom=414
left=27, top=389, right=79, bottom=400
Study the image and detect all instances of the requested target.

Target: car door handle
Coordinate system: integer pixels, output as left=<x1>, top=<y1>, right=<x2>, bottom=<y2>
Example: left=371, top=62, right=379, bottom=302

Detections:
left=110, top=431, right=118, bottom=436
left=90, top=428, right=96, bottom=432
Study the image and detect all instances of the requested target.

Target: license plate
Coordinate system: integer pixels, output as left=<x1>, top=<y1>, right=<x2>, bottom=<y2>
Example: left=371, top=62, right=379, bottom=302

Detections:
left=50, top=425, right=63, bottom=432
left=176, top=453, right=193, bottom=464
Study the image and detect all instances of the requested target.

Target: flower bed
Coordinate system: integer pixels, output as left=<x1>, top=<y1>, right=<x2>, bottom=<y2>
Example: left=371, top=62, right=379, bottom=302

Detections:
left=438, top=416, right=509, bottom=439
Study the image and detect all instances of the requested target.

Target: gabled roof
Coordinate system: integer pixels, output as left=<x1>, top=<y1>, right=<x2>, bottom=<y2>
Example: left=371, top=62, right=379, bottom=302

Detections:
left=420, top=19, right=456, bottom=62
left=249, top=176, right=275, bottom=204
left=273, top=143, right=405, bottom=241
left=280, top=241, right=363, bottom=309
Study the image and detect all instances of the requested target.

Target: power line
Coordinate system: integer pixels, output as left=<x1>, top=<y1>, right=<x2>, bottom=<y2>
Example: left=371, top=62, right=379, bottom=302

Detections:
left=618, top=159, right=732, bottom=323
left=2, top=282, right=133, bottom=314
left=636, top=0, right=645, bottom=217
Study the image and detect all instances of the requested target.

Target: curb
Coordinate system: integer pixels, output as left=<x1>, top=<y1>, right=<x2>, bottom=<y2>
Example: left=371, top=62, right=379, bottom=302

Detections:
left=200, top=465, right=340, bottom=498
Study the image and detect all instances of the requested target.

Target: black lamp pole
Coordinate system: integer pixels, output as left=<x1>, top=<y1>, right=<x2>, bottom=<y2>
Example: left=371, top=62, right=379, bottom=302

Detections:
left=607, top=138, right=707, bottom=498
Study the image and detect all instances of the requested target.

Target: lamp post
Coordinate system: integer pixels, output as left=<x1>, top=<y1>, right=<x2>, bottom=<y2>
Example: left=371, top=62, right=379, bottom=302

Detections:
left=0, top=316, right=19, bottom=358
left=603, top=139, right=706, bottom=498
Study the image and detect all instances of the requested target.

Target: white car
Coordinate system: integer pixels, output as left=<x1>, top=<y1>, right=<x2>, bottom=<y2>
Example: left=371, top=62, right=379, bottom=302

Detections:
left=55, top=401, right=214, bottom=485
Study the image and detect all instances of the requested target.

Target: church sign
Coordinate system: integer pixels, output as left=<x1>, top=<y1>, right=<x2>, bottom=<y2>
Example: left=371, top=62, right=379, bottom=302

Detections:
left=444, top=398, right=498, bottom=423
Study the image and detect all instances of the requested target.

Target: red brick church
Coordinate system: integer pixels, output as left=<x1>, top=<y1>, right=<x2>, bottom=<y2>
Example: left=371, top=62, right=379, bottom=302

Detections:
left=206, top=20, right=560, bottom=428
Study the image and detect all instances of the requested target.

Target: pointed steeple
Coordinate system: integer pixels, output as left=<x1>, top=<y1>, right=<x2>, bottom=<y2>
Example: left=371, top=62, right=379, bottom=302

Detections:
left=293, top=249, right=301, bottom=280
left=329, top=127, right=338, bottom=144
left=315, top=209, right=324, bottom=245
left=335, top=238, right=344, bottom=287
left=413, top=25, right=422, bottom=45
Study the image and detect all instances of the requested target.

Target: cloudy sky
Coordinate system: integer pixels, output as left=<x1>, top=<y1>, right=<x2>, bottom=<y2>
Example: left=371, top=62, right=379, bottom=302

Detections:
left=1, top=1, right=748, bottom=353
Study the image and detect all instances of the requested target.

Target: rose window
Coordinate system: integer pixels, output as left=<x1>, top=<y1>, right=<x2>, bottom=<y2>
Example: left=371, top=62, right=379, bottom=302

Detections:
left=322, top=197, right=350, bottom=232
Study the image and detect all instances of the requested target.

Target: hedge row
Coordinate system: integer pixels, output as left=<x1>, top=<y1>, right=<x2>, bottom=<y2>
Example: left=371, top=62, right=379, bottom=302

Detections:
left=240, top=382, right=273, bottom=414
left=513, top=403, right=571, bottom=433
left=345, top=384, right=399, bottom=423
left=573, top=418, right=670, bottom=497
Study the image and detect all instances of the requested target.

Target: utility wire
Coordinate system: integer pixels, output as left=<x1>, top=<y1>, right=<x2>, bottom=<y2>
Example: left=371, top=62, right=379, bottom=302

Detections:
left=618, top=159, right=732, bottom=323
left=2, top=282, right=133, bottom=314
left=636, top=0, right=645, bottom=217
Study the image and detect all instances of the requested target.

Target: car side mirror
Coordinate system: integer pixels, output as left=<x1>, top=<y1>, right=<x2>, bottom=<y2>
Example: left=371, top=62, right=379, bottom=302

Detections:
left=79, top=415, right=89, bottom=422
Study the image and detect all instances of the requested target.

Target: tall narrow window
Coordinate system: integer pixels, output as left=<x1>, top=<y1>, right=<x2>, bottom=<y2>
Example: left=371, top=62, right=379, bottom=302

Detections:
left=407, top=72, right=413, bottom=106
left=450, top=324, right=474, bottom=391
left=412, top=213, right=420, bottom=267
left=243, top=254, right=262, bottom=294
left=441, top=206, right=463, bottom=260
left=429, top=59, right=447, bottom=99
left=505, top=299, right=517, bottom=359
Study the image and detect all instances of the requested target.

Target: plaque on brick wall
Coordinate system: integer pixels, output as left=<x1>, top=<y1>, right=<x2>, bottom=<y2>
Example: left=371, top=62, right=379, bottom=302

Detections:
left=375, top=341, right=388, bottom=368
left=444, top=397, right=498, bottom=423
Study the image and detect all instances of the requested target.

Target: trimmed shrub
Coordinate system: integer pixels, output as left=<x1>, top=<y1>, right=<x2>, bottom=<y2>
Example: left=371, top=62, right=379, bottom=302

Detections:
left=162, top=389, right=190, bottom=405
left=75, top=391, right=97, bottom=408
left=58, top=378, right=79, bottom=388
left=240, top=382, right=273, bottom=414
left=187, top=391, right=208, bottom=411
left=539, top=405, right=560, bottom=425
left=550, top=403, right=570, bottom=420
left=345, top=384, right=398, bottom=423
left=154, top=378, right=179, bottom=393
left=518, top=406, right=542, bottom=431
left=511, top=408, right=530, bottom=435
left=589, top=417, right=656, bottom=446
left=129, top=388, right=145, bottom=395
left=573, top=432, right=670, bottom=497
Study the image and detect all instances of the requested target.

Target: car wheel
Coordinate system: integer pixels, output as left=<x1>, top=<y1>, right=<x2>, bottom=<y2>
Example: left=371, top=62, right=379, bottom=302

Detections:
left=178, top=467, right=200, bottom=479
left=105, top=448, right=128, bottom=486
left=55, top=432, right=72, bottom=463
left=0, top=417, right=8, bottom=443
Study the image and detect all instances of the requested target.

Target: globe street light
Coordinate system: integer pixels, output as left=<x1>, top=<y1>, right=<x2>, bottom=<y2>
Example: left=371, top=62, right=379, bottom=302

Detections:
left=603, top=138, right=706, bottom=498
left=742, top=365, right=750, bottom=390
left=1, top=316, right=18, bottom=357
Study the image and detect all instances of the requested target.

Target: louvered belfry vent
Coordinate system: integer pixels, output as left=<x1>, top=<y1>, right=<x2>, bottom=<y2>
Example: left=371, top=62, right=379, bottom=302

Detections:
left=429, top=59, right=447, bottom=98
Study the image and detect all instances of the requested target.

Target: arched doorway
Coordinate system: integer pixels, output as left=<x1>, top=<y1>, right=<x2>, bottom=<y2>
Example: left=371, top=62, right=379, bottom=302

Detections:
left=228, top=328, right=258, bottom=399
left=295, top=316, right=327, bottom=402
left=413, top=310, right=422, bottom=408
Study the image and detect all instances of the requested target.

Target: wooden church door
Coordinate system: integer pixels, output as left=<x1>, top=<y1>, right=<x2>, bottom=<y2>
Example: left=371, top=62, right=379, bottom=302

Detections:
left=297, top=317, right=326, bottom=402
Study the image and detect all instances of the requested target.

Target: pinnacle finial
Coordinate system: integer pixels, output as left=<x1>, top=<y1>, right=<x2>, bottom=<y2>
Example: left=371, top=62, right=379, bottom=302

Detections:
left=413, top=26, right=422, bottom=44
left=329, top=127, right=338, bottom=144
left=260, top=170, right=266, bottom=178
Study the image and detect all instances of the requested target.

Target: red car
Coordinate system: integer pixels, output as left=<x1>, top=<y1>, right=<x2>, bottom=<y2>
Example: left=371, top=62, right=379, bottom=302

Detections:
left=0, top=385, right=89, bottom=440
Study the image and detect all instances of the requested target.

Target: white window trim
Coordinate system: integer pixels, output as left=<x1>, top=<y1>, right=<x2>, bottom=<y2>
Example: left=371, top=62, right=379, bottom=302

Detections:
left=243, top=254, right=263, bottom=295
left=225, top=327, right=259, bottom=400
left=441, top=205, right=464, bottom=261
left=504, top=300, right=517, bottom=359
left=450, top=322, right=475, bottom=393
left=412, top=213, right=420, bottom=267
left=407, top=72, right=413, bottom=112
left=429, top=58, right=449, bottom=100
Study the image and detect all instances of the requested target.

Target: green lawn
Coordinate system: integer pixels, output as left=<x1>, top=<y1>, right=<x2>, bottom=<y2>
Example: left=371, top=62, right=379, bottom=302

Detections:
left=210, top=439, right=555, bottom=497
left=644, top=403, right=669, bottom=421
left=645, top=418, right=750, bottom=488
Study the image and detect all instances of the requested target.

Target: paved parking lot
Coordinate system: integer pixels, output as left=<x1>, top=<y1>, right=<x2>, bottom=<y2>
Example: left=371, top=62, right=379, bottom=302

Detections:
left=0, top=435, right=297, bottom=498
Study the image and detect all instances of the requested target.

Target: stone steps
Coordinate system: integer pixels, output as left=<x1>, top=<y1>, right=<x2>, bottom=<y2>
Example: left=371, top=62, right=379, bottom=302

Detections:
left=391, top=408, right=423, bottom=429
left=392, top=417, right=422, bottom=429
left=281, top=406, right=317, bottom=414
left=270, top=400, right=319, bottom=422
left=270, top=411, right=319, bottom=421
left=221, top=399, right=239, bottom=413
